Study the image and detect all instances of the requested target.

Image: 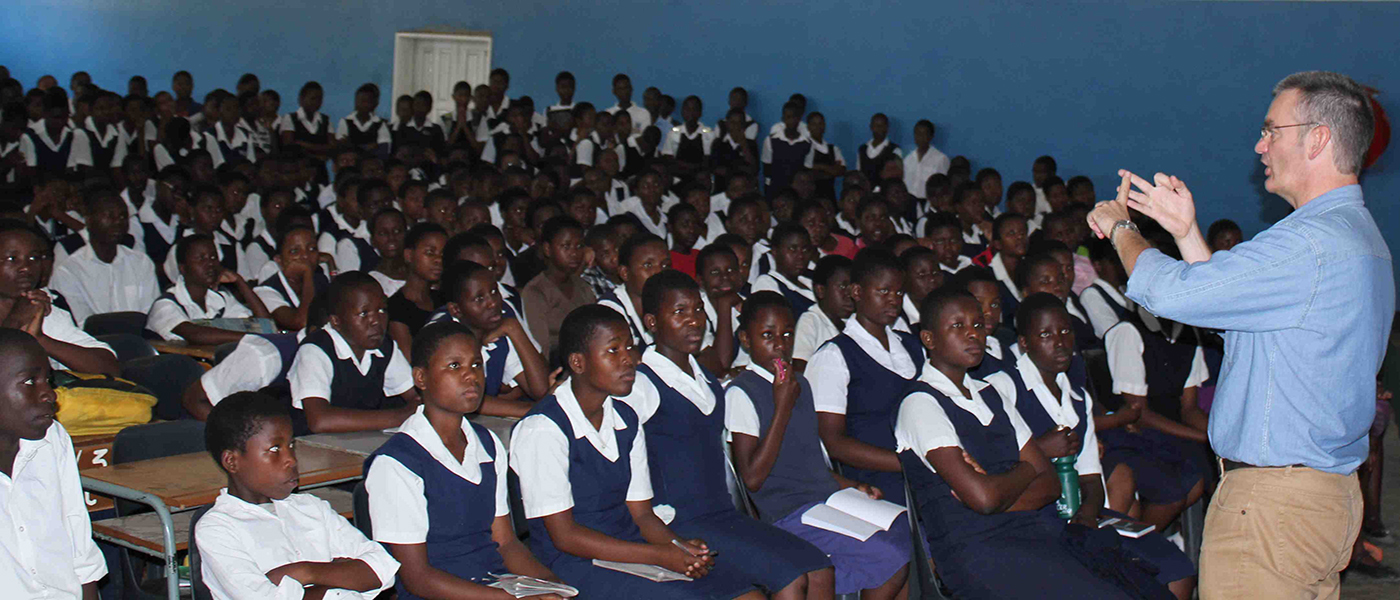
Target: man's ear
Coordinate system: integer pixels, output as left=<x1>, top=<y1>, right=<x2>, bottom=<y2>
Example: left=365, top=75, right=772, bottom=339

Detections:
left=1308, top=125, right=1333, bottom=162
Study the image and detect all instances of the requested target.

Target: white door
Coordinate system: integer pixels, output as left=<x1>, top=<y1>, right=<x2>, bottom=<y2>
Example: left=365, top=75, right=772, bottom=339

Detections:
left=393, top=33, right=492, bottom=117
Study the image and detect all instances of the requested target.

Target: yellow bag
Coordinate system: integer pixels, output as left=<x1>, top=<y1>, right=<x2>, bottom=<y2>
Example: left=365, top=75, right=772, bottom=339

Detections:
left=54, top=371, right=157, bottom=436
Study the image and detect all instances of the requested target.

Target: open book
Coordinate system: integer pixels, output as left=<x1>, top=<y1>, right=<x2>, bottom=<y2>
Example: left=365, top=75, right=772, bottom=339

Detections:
left=801, top=488, right=908, bottom=541
left=1097, top=515, right=1156, bottom=538
left=592, top=559, right=693, bottom=582
left=486, top=573, right=580, bottom=598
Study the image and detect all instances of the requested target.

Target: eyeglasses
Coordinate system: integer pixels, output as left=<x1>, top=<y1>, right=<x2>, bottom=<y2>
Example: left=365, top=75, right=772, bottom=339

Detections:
left=1260, top=122, right=1318, bottom=141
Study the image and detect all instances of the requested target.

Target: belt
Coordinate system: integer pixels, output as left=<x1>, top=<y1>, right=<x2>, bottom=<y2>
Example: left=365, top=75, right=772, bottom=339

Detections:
left=1221, top=459, right=1306, bottom=472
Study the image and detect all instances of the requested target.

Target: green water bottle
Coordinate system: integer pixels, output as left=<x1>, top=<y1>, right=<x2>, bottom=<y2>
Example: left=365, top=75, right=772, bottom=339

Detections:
left=1053, top=456, right=1081, bottom=519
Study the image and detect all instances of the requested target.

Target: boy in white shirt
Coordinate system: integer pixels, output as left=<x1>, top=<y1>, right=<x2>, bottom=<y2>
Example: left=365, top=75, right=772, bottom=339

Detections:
left=195, top=391, right=399, bottom=599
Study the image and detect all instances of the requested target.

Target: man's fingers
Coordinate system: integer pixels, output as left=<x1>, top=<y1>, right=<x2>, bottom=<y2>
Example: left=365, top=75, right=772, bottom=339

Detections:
left=1127, top=171, right=1156, bottom=195
left=1152, top=172, right=1173, bottom=189
left=1116, top=171, right=1132, bottom=204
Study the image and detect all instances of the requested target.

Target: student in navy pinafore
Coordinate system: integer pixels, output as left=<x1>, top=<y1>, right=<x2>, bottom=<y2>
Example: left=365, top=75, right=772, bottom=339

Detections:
left=819, top=330, right=924, bottom=501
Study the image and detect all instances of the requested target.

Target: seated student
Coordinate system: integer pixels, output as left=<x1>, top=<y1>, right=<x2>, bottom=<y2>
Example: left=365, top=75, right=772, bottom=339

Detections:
left=621, top=170, right=668, bottom=238
left=792, top=255, right=853, bottom=370
left=761, top=102, right=811, bottom=199
left=512, top=305, right=766, bottom=599
left=0, top=220, right=119, bottom=376
left=662, top=96, right=715, bottom=180
left=0, top=329, right=108, bottom=599
left=522, top=216, right=597, bottom=363
left=20, top=88, right=93, bottom=177
left=985, top=212, right=1030, bottom=326
left=337, top=83, right=391, bottom=156
left=975, top=168, right=1004, bottom=218
left=337, top=179, right=396, bottom=274
left=834, top=186, right=865, bottom=239
left=1080, top=237, right=1145, bottom=339
left=277, top=81, right=336, bottom=169
left=580, top=222, right=622, bottom=298
left=255, top=210, right=334, bottom=329
left=694, top=242, right=745, bottom=376
left=810, top=249, right=925, bottom=502
left=243, top=188, right=295, bottom=282
left=597, top=233, right=671, bottom=349
left=367, top=321, right=564, bottom=599
left=1020, top=241, right=1097, bottom=350
left=620, top=272, right=836, bottom=597
left=948, top=267, right=1015, bottom=379
left=49, top=187, right=161, bottom=327
left=162, top=184, right=245, bottom=283
left=84, top=91, right=126, bottom=180
left=422, top=189, right=457, bottom=233
left=1038, top=210, right=1095, bottom=294
left=367, top=208, right=410, bottom=297
left=204, top=94, right=257, bottom=169
left=855, top=113, right=901, bottom=186
left=561, top=188, right=599, bottom=234
left=667, top=203, right=703, bottom=277
left=751, top=224, right=816, bottom=317
left=1206, top=218, right=1243, bottom=253
left=894, top=289, right=1159, bottom=600
left=922, top=212, right=973, bottom=274
left=182, top=296, right=329, bottom=422
left=288, top=272, right=420, bottom=433
left=722, top=195, right=771, bottom=284
left=315, top=175, right=365, bottom=256
left=436, top=260, right=551, bottom=416
left=898, top=246, right=944, bottom=330
left=728, top=293, right=913, bottom=599
left=217, top=172, right=257, bottom=247
left=451, top=228, right=537, bottom=344
left=795, top=200, right=856, bottom=260
left=508, top=199, right=560, bottom=288
left=948, top=183, right=992, bottom=260
left=495, top=189, right=534, bottom=259
left=878, top=180, right=916, bottom=237
left=397, top=180, right=429, bottom=226
left=1004, top=180, right=1042, bottom=233
left=196, top=391, right=399, bottom=599
left=386, top=223, right=447, bottom=356
left=984, top=294, right=1197, bottom=599
left=148, top=234, right=272, bottom=345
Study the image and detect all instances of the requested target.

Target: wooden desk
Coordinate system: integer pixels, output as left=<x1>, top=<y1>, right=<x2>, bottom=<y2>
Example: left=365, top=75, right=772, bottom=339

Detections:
left=73, top=433, right=117, bottom=513
left=298, top=431, right=392, bottom=457
left=148, top=339, right=218, bottom=361
left=90, top=487, right=354, bottom=555
left=81, top=444, right=366, bottom=512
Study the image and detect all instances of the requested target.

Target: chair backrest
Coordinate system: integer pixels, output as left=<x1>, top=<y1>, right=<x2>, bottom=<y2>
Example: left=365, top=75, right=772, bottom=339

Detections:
left=188, top=505, right=214, bottom=600
left=112, top=420, right=208, bottom=518
left=904, top=468, right=951, bottom=599
left=119, top=354, right=207, bottom=421
left=93, top=333, right=158, bottom=363
left=352, top=481, right=373, bottom=538
left=1081, top=348, right=1114, bottom=406
left=83, top=311, right=150, bottom=338
left=722, top=441, right=760, bottom=519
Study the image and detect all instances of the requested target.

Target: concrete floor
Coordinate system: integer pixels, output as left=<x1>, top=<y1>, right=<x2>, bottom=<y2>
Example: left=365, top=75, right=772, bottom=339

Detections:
left=1338, top=423, right=1400, bottom=599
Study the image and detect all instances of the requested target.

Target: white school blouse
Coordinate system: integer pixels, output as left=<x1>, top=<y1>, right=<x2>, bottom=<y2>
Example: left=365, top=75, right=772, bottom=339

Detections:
left=39, top=297, right=116, bottom=371
left=510, top=383, right=654, bottom=519
left=199, top=331, right=305, bottom=405
left=287, top=325, right=414, bottom=408
left=808, top=317, right=919, bottom=415
left=793, top=305, right=841, bottom=363
left=895, top=368, right=1033, bottom=474
left=902, top=146, right=950, bottom=199
left=1104, top=322, right=1209, bottom=397
left=986, top=350, right=1102, bottom=476
left=196, top=489, right=399, bottom=600
left=0, top=422, right=107, bottom=600
left=147, top=280, right=254, bottom=341
left=365, top=406, right=511, bottom=544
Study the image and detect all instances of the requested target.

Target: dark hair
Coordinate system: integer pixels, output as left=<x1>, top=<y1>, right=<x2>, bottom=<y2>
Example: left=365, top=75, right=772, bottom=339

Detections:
left=1034, top=155, right=1058, bottom=172
left=525, top=199, right=561, bottom=230
left=1006, top=181, right=1035, bottom=202
left=325, top=271, right=380, bottom=314
left=618, top=232, right=666, bottom=268
left=466, top=223, right=505, bottom=244
left=856, top=195, right=889, bottom=220
left=411, top=320, right=478, bottom=369
left=952, top=182, right=981, bottom=206
left=811, top=254, right=853, bottom=287
left=274, top=207, right=316, bottom=252
left=739, top=290, right=791, bottom=332
left=851, top=247, right=902, bottom=285
left=81, top=184, right=122, bottom=215
left=666, top=202, right=699, bottom=223
left=1088, top=237, right=1119, bottom=264
left=1043, top=175, right=1065, bottom=191
left=696, top=242, right=739, bottom=275
left=558, top=305, right=630, bottom=373
left=918, top=288, right=978, bottom=331
left=947, top=266, right=997, bottom=293
left=1016, top=292, right=1069, bottom=332
left=1066, top=175, right=1094, bottom=198
left=900, top=245, right=936, bottom=267
left=444, top=232, right=491, bottom=263
left=992, top=212, right=1028, bottom=240
left=359, top=178, right=393, bottom=201
left=405, top=222, right=448, bottom=250
left=440, top=259, right=493, bottom=305
left=555, top=71, right=575, bottom=84
left=921, top=212, right=960, bottom=237
left=1273, top=71, right=1375, bottom=174
left=205, top=392, right=289, bottom=470
left=914, top=119, right=935, bottom=136
left=175, top=233, right=214, bottom=265
left=355, top=82, right=379, bottom=97
left=1206, top=219, right=1241, bottom=247
left=770, top=223, right=809, bottom=248
left=540, top=215, right=584, bottom=246
left=1015, top=250, right=1063, bottom=291
left=641, top=269, right=700, bottom=318
left=975, top=168, right=1001, bottom=185
left=298, top=81, right=322, bottom=99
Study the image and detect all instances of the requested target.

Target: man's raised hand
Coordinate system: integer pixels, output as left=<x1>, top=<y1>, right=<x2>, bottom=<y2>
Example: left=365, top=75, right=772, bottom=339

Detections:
left=1122, top=170, right=1197, bottom=240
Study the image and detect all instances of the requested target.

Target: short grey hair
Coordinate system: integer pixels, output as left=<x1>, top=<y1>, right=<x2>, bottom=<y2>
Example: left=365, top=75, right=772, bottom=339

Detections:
left=1273, top=71, right=1375, bottom=174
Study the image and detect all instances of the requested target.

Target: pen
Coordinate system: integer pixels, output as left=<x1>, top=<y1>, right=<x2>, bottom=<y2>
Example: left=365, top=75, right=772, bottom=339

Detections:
left=672, top=538, right=718, bottom=558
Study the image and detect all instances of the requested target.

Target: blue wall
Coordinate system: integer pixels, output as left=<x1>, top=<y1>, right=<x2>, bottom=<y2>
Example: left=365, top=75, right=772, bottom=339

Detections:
left=3, top=0, right=1397, bottom=286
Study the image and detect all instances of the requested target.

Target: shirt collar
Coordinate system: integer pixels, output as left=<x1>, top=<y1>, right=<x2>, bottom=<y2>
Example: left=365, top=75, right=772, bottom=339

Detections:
left=990, top=252, right=1020, bottom=299
left=398, top=405, right=492, bottom=484
left=326, top=324, right=384, bottom=368
left=985, top=333, right=1003, bottom=360
left=864, top=138, right=889, bottom=157
left=1090, top=278, right=1129, bottom=308
left=640, top=347, right=717, bottom=415
left=1014, top=350, right=1081, bottom=429
left=1288, top=184, right=1363, bottom=220
left=172, top=279, right=229, bottom=318
left=917, top=366, right=995, bottom=425
left=33, top=124, right=73, bottom=151
left=766, top=270, right=816, bottom=302
left=555, top=380, right=629, bottom=461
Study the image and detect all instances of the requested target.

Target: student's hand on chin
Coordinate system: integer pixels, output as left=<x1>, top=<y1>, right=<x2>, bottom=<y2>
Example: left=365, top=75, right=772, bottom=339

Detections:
left=217, top=270, right=240, bottom=285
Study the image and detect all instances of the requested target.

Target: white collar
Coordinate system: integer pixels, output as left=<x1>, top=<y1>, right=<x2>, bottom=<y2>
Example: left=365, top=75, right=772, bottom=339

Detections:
left=1014, top=350, right=1081, bottom=429
left=941, top=255, right=973, bottom=274
left=674, top=123, right=711, bottom=139
left=326, top=325, right=386, bottom=373
left=268, top=265, right=304, bottom=307
left=917, top=366, right=995, bottom=426
left=295, top=108, right=324, bottom=131
left=32, top=124, right=73, bottom=151
left=1090, top=278, right=1130, bottom=308
left=398, top=405, right=493, bottom=484
left=841, top=315, right=917, bottom=378
left=641, top=347, right=717, bottom=415
left=765, top=270, right=815, bottom=303
left=214, top=121, right=249, bottom=147
left=903, top=294, right=921, bottom=325
left=611, top=289, right=652, bottom=344
left=863, top=138, right=891, bottom=157
left=348, top=112, right=382, bottom=129
left=556, top=380, right=629, bottom=461
left=909, top=144, right=944, bottom=162
left=85, top=117, right=119, bottom=145
left=745, top=363, right=778, bottom=384
left=770, top=127, right=809, bottom=144
left=985, top=333, right=1003, bottom=360
left=171, top=279, right=229, bottom=318
left=990, top=253, right=1020, bottom=300
left=1064, top=297, right=1086, bottom=322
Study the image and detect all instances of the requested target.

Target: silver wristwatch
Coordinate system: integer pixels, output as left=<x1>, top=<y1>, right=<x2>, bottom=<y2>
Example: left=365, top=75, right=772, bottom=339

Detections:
left=1109, top=219, right=1140, bottom=248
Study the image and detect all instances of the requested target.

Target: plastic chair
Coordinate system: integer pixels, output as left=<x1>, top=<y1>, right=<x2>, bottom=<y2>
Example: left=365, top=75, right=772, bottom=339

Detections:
left=1081, top=349, right=1114, bottom=406
left=121, top=353, right=206, bottom=421
left=83, top=311, right=150, bottom=338
left=904, top=478, right=952, bottom=599
left=111, top=420, right=208, bottom=599
left=94, top=333, right=158, bottom=364
left=722, top=441, right=760, bottom=519
left=188, top=505, right=214, bottom=600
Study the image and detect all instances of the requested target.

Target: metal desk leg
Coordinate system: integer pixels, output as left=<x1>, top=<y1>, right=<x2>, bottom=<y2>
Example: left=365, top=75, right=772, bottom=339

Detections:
left=81, top=477, right=180, bottom=600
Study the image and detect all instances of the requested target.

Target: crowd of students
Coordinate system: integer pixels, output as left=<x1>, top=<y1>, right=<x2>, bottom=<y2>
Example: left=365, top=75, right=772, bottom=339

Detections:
left=0, top=64, right=1393, bottom=600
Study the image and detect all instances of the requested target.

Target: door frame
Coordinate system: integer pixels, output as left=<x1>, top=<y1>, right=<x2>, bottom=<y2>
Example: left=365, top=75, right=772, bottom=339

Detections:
left=391, top=31, right=493, bottom=109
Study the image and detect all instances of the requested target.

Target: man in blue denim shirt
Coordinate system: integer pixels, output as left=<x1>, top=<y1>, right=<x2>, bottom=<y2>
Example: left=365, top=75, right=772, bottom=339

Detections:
left=1087, top=71, right=1394, bottom=599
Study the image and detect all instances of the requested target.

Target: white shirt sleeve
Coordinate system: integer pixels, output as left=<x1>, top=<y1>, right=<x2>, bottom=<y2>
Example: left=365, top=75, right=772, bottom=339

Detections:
left=1079, top=287, right=1120, bottom=340
left=314, top=496, right=400, bottom=594
left=254, top=285, right=291, bottom=313
left=894, top=392, right=962, bottom=471
left=510, top=415, right=575, bottom=519
left=807, top=343, right=851, bottom=414
left=575, top=140, right=594, bottom=166
left=67, top=130, right=93, bottom=168
left=336, top=118, right=349, bottom=140
left=502, top=341, right=525, bottom=388
left=1074, top=393, right=1103, bottom=476
left=723, top=384, right=761, bottom=437
left=220, top=291, right=254, bottom=318
left=382, top=343, right=414, bottom=396
left=40, top=304, right=115, bottom=369
left=19, top=135, right=37, bottom=167
left=55, top=428, right=107, bottom=585
left=201, top=336, right=280, bottom=405
left=317, top=232, right=339, bottom=257
left=489, top=431, right=511, bottom=518
left=661, top=130, right=679, bottom=156
left=760, top=136, right=773, bottom=164
left=616, top=376, right=662, bottom=424
left=1104, top=325, right=1148, bottom=396
left=1184, top=346, right=1209, bottom=388
left=335, top=238, right=361, bottom=273
left=833, top=145, right=846, bottom=167
left=288, top=344, right=334, bottom=408
left=196, top=514, right=309, bottom=600
left=749, top=274, right=780, bottom=296
left=364, top=456, right=429, bottom=544
left=147, top=296, right=191, bottom=341
left=627, top=423, right=654, bottom=502
left=792, top=310, right=827, bottom=363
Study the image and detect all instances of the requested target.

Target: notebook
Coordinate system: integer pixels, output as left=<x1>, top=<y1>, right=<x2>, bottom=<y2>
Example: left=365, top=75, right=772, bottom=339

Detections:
left=591, top=559, right=694, bottom=582
left=1097, top=515, right=1156, bottom=539
left=800, top=488, right=908, bottom=541
left=486, top=573, right=580, bottom=598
